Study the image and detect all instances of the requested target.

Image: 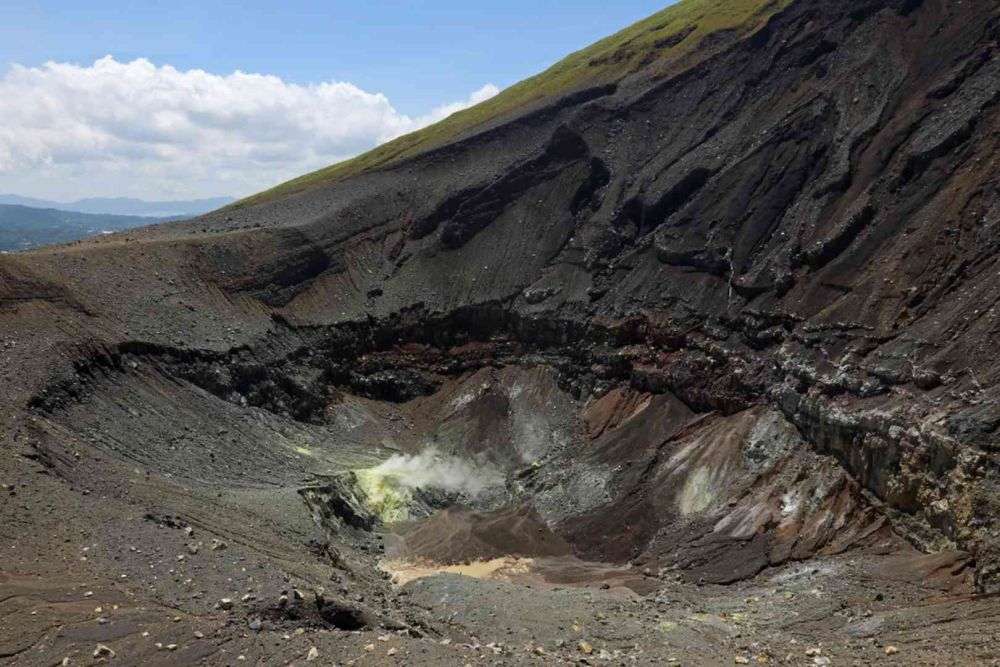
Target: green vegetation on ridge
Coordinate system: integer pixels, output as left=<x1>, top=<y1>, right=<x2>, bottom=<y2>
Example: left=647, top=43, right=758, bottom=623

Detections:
left=235, top=0, right=793, bottom=210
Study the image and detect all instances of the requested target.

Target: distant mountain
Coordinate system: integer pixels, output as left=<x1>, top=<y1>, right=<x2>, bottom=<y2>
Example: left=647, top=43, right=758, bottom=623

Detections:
left=0, top=204, right=166, bottom=252
left=0, top=194, right=233, bottom=218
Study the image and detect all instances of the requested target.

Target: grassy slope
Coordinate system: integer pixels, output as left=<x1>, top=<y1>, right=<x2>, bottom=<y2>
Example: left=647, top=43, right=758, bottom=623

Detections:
left=235, top=0, right=792, bottom=209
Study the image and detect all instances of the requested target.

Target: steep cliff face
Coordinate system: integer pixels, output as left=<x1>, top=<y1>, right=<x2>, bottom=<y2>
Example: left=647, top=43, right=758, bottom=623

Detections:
left=3, top=0, right=1000, bottom=663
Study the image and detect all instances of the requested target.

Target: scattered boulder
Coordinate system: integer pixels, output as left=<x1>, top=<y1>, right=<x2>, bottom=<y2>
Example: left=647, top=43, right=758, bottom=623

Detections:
left=315, top=594, right=378, bottom=631
left=93, top=644, right=115, bottom=659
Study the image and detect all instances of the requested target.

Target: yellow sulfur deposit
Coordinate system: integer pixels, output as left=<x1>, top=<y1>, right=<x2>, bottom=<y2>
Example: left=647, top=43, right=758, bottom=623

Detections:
left=353, top=468, right=415, bottom=524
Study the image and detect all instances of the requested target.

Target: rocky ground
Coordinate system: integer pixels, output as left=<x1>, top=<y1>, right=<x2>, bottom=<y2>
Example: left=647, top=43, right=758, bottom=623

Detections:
left=3, top=350, right=998, bottom=665
left=3, top=0, right=1000, bottom=664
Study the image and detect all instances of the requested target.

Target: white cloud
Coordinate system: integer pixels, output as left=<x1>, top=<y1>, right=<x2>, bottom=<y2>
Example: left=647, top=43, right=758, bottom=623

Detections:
left=411, top=84, right=501, bottom=131
left=0, top=56, right=499, bottom=200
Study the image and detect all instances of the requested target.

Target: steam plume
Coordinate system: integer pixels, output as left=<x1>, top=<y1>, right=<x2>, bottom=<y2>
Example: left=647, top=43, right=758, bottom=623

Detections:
left=370, top=448, right=503, bottom=496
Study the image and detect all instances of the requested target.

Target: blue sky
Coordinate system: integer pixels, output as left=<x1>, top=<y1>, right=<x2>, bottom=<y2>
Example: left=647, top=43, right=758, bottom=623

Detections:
left=1, top=1, right=671, bottom=114
left=0, top=1, right=673, bottom=200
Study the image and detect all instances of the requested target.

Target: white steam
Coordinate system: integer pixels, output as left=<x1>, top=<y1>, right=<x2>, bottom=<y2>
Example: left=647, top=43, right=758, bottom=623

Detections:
left=370, top=448, right=503, bottom=497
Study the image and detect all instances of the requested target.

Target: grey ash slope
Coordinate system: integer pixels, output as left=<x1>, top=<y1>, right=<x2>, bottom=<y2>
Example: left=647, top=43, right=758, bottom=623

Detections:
left=2, top=0, right=1000, bottom=664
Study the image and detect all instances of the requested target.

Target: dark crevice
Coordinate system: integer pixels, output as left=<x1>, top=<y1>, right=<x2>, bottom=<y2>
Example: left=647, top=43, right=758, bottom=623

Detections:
left=570, top=158, right=612, bottom=216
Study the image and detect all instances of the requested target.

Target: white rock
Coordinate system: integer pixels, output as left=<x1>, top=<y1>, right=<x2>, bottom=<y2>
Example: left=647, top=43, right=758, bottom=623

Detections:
left=93, top=644, right=115, bottom=658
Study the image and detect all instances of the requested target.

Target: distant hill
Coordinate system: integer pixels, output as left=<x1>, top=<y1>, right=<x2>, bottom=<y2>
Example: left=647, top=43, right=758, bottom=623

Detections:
left=0, top=204, right=166, bottom=252
left=0, top=194, right=233, bottom=218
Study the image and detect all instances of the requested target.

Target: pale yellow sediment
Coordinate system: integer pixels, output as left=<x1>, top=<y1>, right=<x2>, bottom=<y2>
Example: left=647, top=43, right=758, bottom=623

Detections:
left=381, top=557, right=534, bottom=585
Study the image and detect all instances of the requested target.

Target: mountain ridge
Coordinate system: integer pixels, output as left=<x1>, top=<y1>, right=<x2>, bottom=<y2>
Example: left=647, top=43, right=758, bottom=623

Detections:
left=0, top=203, right=168, bottom=252
left=0, top=193, right=234, bottom=217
